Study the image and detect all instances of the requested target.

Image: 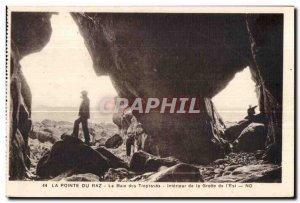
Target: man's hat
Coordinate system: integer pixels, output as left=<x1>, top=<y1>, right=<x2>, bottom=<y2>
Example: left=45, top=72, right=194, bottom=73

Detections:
left=81, top=90, right=88, bottom=96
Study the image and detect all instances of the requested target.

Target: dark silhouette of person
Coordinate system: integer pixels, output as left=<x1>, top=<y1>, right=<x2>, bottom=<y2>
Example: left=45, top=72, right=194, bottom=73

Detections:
left=72, top=90, right=90, bottom=145
left=246, top=105, right=257, bottom=119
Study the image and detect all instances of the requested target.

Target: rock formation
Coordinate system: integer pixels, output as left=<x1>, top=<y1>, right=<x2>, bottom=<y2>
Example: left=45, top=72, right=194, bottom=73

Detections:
left=233, top=123, right=267, bottom=152
left=246, top=15, right=283, bottom=163
left=71, top=13, right=283, bottom=163
left=105, top=134, right=123, bottom=148
left=130, top=151, right=181, bottom=172
left=9, top=12, right=283, bottom=179
left=36, top=136, right=127, bottom=179
left=9, top=12, right=53, bottom=180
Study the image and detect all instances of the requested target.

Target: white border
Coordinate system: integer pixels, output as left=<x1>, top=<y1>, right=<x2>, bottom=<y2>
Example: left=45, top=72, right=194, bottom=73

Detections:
left=4, top=5, right=295, bottom=198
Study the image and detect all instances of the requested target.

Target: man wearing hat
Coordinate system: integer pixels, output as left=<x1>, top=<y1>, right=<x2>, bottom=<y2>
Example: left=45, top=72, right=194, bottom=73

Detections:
left=72, top=90, right=90, bottom=145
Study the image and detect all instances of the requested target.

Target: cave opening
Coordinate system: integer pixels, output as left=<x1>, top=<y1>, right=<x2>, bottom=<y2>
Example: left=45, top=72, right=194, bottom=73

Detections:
left=9, top=11, right=285, bottom=181
left=212, top=66, right=259, bottom=124
left=20, top=12, right=118, bottom=123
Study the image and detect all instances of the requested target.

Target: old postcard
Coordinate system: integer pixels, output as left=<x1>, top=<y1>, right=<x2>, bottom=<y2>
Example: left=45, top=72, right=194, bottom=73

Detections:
left=6, top=6, right=294, bottom=198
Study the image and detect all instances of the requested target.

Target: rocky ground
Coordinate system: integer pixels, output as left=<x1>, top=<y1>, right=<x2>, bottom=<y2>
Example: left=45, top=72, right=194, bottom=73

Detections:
left=27, top=119, right=127, bottom=179
left=26, top=119, right=281, bottom=183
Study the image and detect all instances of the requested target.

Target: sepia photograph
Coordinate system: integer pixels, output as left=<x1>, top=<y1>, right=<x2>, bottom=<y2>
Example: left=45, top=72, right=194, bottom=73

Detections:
left=6, top=6, right=294, bottom=198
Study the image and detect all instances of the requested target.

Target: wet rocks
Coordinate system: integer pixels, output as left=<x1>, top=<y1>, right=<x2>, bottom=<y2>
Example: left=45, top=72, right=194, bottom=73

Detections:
left=224, top=119, right=252, bottom=141
left=144, top=163, right=203, bottom=182
left=105, top=134, right=123, bottom=148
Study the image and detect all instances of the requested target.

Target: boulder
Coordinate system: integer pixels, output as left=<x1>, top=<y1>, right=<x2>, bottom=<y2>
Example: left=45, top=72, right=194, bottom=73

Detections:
left=37, top=136, right=110, bottom=179
left=112, top=110, right=133, bottom=130
left=224, top=114, right=266, bottom=142
left=29, top=130, right=56, bottom=144
left=224, top=119, right=252, bottom=141
left=43, top=128, right=54, bottom=134
left=144, top=157, right=181, bottom=172
left=233, top=123, right=267, bottom=152
left=130, top=151, right=181, bottom=172
left=28, top=130, right=37, bottom=139
left=130, top=151, right=153, bottom=172
left=105, top=134, right=123, bottom=148
left=214, top=158, right=228, bottom=165
left=60, top=134, right=82, bottom=143
left=144, top=163, right=203, bottom=182
left=95, top=147, right=128, bottom=169
left=38, top=131, right=56, bottom=143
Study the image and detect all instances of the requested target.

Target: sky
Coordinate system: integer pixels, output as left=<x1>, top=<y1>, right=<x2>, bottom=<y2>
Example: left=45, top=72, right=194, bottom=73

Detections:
left=212, top=67, right=258, bottom=122
left=20, top=12, right=258, bottom=122
left=21, top=12, right=118, bottom=109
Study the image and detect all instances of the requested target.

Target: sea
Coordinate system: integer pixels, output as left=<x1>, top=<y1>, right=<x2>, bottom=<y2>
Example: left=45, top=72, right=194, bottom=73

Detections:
left=31, top=106, right=247, bottom=124
left=31, top=106, right=114, bottom=123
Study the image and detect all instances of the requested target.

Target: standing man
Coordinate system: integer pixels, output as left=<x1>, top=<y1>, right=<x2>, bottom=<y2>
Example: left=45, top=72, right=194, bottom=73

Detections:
left=72, top=90, right=90, bottom=145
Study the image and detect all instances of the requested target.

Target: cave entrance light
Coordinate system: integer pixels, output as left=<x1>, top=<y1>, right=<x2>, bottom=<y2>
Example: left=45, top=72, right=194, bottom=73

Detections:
left=212, top=67, right=259, bottom=123
left=20, top=12, right=118, bottom=123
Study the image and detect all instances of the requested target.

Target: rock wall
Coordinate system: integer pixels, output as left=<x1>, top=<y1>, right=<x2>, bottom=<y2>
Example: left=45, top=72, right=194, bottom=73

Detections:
left=9, top=12, right=53, bottom=180
left=71, top=13, right=253, bottom=163
left=246, top=14, right=283, bottom=163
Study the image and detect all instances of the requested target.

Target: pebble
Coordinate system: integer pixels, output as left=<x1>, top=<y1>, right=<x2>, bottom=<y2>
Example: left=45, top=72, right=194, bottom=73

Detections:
left=214, top=159, right=228, bottom=165
left=214, top=168, right=223, bottom=174
left=224, top=164, right=241, bottom=172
